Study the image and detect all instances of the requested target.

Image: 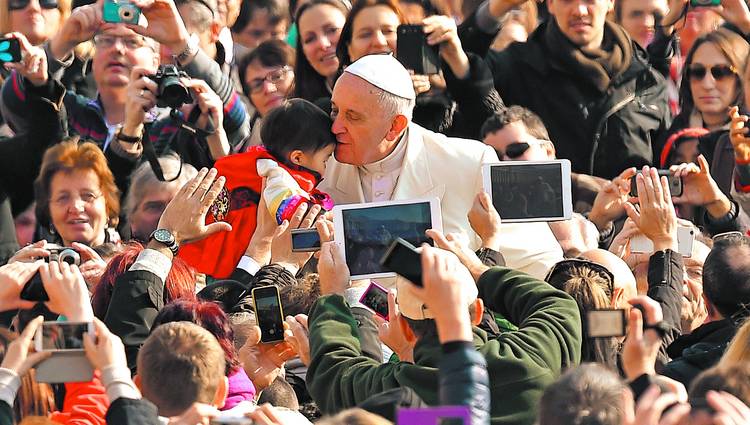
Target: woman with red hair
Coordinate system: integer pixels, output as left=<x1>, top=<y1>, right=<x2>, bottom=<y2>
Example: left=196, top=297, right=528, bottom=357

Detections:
left=91, top=242, right=197, bottom=320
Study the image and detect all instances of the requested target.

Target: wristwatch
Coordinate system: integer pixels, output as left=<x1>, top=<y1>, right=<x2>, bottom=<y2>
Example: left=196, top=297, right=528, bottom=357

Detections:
left=149, top=229, right=179, bottom=256
left=173, top=33, right=200, bottom=66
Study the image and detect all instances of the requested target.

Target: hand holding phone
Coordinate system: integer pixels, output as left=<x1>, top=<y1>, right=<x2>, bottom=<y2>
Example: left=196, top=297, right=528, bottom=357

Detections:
left=0, top=316, right=50, bottom=376
left=380, top=238, right=423, bottom=286
left=252, top=285, right=285, bottom=343
left=359, top=281, right=389, bottom=320
left=0, top=38, right=21, bottom=63
left=396, top=24, right=441, bottom=75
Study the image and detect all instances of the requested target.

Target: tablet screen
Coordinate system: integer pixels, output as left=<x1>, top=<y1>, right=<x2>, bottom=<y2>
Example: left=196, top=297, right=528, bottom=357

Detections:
left=342, top=202, right=433, bottom=277
left=489, top=163, right=564, bottom=220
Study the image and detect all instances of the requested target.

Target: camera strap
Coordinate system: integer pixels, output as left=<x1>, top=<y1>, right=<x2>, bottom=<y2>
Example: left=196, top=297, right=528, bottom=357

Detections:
left=142, top=129, right=184, bottom=183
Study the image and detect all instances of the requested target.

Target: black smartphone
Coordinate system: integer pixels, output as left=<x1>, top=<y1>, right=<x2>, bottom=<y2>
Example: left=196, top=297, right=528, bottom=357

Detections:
left=586, top=309, right=627, bottom=338
left=359, top=281, right=389, bottom=320
left=252, top=285, right=285, bottom=343
left=396, top=24, right=440, bottom=75
left=380, top=238, right=423, bottom=286
left=629, top=170, right=683, bottom=197
left=0, top=38, right=21, bottom=63
left=291, top=228, right=321, bottom=252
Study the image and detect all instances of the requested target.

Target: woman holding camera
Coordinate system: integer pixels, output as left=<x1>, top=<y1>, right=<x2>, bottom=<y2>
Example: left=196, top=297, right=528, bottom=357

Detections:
left=334, top=0, right=502, bottom=139
left=8, top=140, right=120, bottom=286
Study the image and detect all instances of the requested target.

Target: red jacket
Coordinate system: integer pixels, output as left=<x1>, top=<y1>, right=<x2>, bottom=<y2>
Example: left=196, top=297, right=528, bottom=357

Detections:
left=179, top=146, right=330, bottom=278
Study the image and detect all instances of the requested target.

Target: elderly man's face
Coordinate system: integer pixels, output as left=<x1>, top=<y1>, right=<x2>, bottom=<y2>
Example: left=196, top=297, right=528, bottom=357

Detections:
left=129, top=184, right=181, bottom=242
left=92, top=25, right=159, bottom=90
left=330, top=73, right=403, bottom=165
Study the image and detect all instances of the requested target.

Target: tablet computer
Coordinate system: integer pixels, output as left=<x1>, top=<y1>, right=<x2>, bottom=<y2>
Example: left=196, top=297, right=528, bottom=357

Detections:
left=482, top=160, right=573, bottom=222
left=332, top=198, right=442, bottom=280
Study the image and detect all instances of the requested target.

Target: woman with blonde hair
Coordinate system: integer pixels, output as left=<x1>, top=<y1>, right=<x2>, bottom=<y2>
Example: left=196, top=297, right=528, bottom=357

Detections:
left=719, top=318, right=750, bottom=368
left=0, top=0, right=69, bottom=46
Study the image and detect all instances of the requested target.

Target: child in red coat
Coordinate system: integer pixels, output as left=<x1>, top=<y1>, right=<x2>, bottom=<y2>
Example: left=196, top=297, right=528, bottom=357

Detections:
left=180, top=99, right=336, bottom=278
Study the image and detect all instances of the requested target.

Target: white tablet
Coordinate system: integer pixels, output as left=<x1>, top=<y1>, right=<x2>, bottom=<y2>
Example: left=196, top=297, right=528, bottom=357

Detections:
left=333, top=198, right=443, bottom=280
left=482, top=160, right=573, bottom=223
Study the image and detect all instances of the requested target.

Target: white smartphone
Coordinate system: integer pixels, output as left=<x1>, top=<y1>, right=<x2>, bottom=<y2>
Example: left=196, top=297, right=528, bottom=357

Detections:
left=630, top=226, right=695, bottom=257
left=34, top=321, right=93, bottom=352
left=482, top=160, right=573, bottom=223
left=332, top=198, right=443, bottom=280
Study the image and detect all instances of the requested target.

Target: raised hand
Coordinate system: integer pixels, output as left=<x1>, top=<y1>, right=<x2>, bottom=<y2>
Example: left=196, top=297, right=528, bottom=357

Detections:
left=729, top=106, right=750, bottom=163
left=623, top=166, right=678, bottom=252
left=621, top=296, right=664, bottom=380
left=184, top=79, right=229, bottom=160
left=317, top=241, right=350, bottom=296
left=467, top=192, right=502, bottom=251
left=0, top=316, right=51, bottom=376
left=157, top=168, right=232, bottom=245
left=39, top=261, right=93, bottom=321
left=3, top=33, right=48, bottom=87
left=50, top=0, right=105, bottom=59
left=127, top=0, right=190, bottom=55
left=269, top=203, right=321, bottom=274
left=83, top=318, right=128, bottom=371
left=670, top=155, right=731, bottom=219
left=588, top=167, right=637, bottom=231
left=374, top=290, right=415, bottom=362
left=284, top=314, right=311, bottom=367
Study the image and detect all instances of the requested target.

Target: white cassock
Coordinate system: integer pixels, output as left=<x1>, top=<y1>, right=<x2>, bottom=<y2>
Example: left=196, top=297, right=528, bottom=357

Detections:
left=320, top=122, right=564, bottom=279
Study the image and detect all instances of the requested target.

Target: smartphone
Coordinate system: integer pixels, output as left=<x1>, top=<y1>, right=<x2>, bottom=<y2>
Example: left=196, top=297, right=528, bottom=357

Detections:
left=210, top=418, right=254, bottom=425
left=396, top=24, right=440, bottom=75
left=380, top=238, right=423, bottom=286
left=586, top=309, right=627, bottom=338
left=252, top=285, right=285, bottom=343
left=291, top=228, right=321, bottom=252
left=690, top=0, right=720, bottom=6
left=0, top=38, right=21, bottom=63
left=359, top=281, right=389, bottom=320
left=629, top=170, right=683, bottom=197
left=34, top=321, right=93, bottom=352
left=630, top=225, right=695, bottom=257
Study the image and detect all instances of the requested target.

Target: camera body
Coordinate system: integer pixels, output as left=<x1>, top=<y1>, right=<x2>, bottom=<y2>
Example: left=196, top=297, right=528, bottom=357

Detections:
left=149, top=65, right=192, bottom=109
left=102, top=0, right=141, bottom=24
left=690, top=0, right=721, bottom=6
left=21, top=244, right=80, bottom=302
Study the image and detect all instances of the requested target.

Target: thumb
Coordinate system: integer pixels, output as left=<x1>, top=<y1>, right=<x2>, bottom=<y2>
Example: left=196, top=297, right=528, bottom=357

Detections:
left=696, top=155, right=710, bottom=173
left=628, top=307, right=644, bottom=342
left=730, top=105, right=739, bottom=119
left=204, top=221, right=232, bottom=237
left=20, top=351, right=52, bottom=374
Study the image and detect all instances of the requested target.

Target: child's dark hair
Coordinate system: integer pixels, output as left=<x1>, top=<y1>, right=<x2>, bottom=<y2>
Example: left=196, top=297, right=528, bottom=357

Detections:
left=261, top=98, right=337, bottom=162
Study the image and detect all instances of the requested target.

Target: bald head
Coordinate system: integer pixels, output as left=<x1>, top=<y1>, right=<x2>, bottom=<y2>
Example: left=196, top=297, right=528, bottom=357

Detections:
left=581, top=249, right=637, bottom=307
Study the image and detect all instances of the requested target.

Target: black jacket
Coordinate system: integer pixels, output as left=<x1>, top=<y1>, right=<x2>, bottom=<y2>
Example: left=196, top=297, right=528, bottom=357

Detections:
left=484, top=21, right=671, bottom=179
left=439, top=342, right=491, bottom=425
left=646, top=249, right=684, bottom=368
left=661, top=318, right=736, bottom=386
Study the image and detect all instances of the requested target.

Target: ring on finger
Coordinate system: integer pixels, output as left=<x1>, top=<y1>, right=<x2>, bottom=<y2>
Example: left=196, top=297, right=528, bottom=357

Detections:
left=139, top=89, right=145, bottom=97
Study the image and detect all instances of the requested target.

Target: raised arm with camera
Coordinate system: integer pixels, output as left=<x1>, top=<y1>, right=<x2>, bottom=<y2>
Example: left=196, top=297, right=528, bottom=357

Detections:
left=104, top=168, right=231, bottom=369
left=623, top=167, right=685, bottom=366
left=670, top=155, right=750, bottom=235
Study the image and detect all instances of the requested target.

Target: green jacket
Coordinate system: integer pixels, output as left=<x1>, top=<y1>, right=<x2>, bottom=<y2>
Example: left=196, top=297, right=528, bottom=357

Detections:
left=306, top=267, right=582, bottom=425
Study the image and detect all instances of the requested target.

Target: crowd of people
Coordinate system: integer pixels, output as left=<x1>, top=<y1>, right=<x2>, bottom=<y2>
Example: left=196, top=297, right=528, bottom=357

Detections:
left=0, top=0, right=750, bottom=421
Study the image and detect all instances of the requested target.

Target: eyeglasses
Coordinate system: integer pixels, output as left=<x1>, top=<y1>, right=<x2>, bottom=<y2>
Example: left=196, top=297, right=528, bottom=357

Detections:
left=247, top=66, right=291, bottom=94
left=51, top=191, right=102, bottom=207
left=545, top=258, right=616, bottom=296
left=92, top=34, right=148, bottom=50
left=687, top=64, right=737, bottom=81
left=499, top=139, right=547, bottom=159
left=8, top=0, right=57, bottom=11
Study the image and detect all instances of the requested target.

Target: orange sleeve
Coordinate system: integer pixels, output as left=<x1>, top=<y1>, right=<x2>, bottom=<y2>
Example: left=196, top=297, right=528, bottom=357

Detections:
left=49, top=372, right=109, bottom=425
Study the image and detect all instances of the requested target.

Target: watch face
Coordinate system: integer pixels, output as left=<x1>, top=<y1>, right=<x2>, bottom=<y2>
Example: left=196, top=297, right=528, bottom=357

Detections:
left=153, top=229, right=174, bottom=244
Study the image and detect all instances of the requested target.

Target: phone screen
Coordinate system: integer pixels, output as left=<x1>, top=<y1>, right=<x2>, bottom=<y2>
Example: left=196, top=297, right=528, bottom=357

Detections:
left=381, top=238, right=423, bottom=286
left=489, top=163, right=565, bottom=220
left=359, top=282, right=389, bottom=320
left=341, top=202, right=433, bottom=277
left=0, top=38, right=21, bottom=63
left=253, top=286, right=285, bottom=343
left=396, top=24, right=440, bottom=75
left=291, top=229, right=321, bottom=252
left=41, top=323, right=88, bottom=351
left=586, top=310, right=626, bottom=338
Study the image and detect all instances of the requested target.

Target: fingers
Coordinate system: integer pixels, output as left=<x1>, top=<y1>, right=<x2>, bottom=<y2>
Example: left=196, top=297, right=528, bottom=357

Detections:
left=426, top=228, right=451, bottom=250
left=181, top=167, right=209, bottom=199
left=288, top=202, right=309, bottom=229
left=300, top=204, right=322, bottom=229
left=71, top=242, right=103, bottom=263
left=387, top=289, right=398, bottom=322
left=315, top=218, right=335, bottom=243
left=629, top=296, right=664, bottom=324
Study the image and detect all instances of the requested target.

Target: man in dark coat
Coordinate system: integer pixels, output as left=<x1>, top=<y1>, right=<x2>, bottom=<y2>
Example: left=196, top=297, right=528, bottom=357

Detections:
left=473, top=0, right=671, bottom=179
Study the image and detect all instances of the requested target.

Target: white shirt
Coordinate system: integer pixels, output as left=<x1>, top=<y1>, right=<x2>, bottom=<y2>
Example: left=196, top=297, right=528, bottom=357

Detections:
left=358, top=135, right=408, bottom=202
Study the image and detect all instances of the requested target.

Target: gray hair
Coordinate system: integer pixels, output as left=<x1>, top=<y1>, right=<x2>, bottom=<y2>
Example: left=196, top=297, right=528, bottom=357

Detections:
left=124, top=155, right=198, bottom=218
left=375, top=88, right=415, bottom=121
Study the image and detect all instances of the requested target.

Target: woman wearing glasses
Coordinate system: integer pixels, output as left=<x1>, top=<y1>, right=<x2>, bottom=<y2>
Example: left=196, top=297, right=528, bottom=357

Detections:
left=660, top=29, right=749, bottom=166
left=236, top=39, right=295, bottom=151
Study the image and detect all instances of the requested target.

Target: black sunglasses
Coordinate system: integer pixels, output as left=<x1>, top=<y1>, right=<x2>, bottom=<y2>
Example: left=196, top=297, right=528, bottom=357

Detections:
left=8, top=0, right=57, bottom=10
left=687, top=64, right=737, bottom=81
left=500, top=140, right=545, bottom=159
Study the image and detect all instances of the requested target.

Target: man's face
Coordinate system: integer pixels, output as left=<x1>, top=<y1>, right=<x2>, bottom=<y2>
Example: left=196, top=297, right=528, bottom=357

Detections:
left=547, top=0, right=614, bottom=49
left=92, top=25, right=158, bottom=89
left=330, top=73, right=401, bottom=166
left=234, top=9, right=288, bottom=49
left=483, top=121, right=553, bottom=161
left=129, top=185, right=180, bottom=242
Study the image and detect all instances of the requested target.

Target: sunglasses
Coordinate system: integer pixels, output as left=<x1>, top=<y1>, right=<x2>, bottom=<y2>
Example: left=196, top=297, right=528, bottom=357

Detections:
left=8, top=0, right=57, bottom=10
left=687, top=64, right=737, bottom=81
left=500, top=140, right=546, bottom=159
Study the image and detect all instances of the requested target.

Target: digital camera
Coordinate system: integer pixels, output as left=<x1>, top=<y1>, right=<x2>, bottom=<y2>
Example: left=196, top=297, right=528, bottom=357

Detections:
left=689, top=0, right=721, bottom=7
left=21, top=245, right=80, bottom=302
left=102, top=0, right=141, bottom=24
left=148, top=64, right=192, bottom=109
